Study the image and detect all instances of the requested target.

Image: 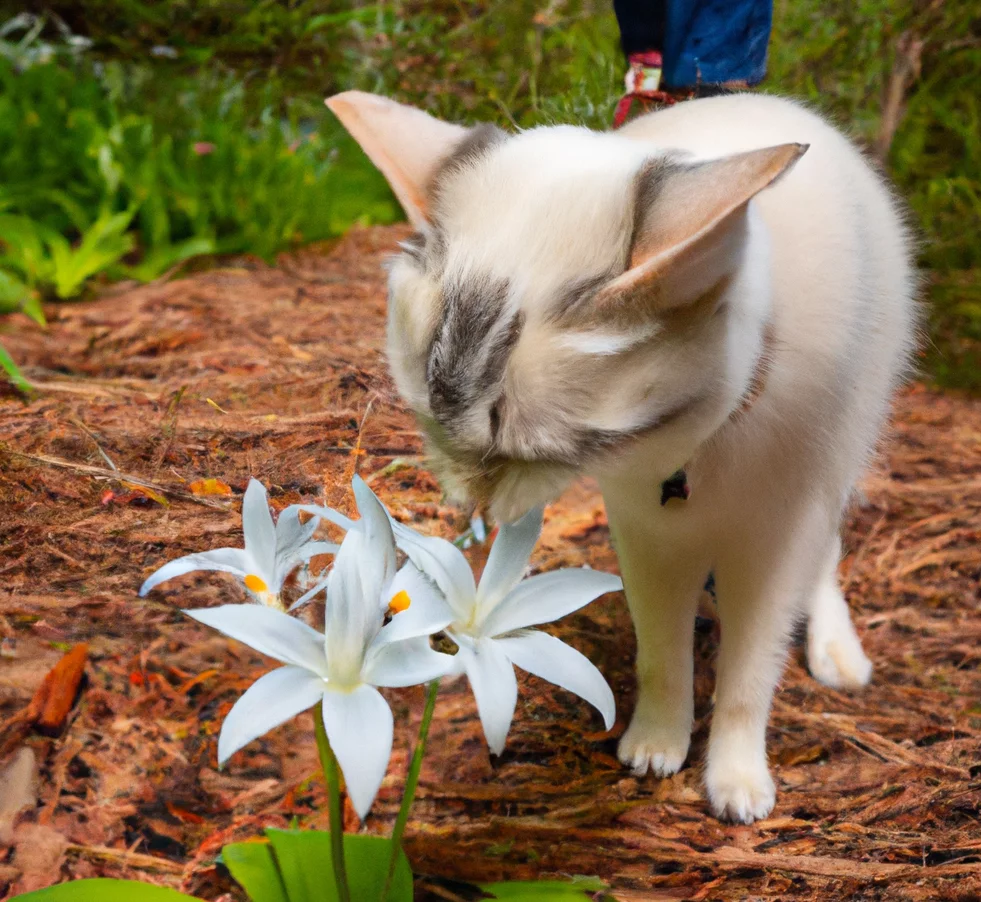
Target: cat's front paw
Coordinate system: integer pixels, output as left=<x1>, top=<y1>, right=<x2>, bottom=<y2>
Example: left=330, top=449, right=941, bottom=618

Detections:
left=618, top=713, right=691, bottom=777
left=705, top=760, right=776, bottom=824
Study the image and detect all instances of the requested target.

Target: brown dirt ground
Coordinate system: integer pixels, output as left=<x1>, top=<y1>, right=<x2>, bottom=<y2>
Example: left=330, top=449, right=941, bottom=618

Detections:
left=0, top=225, right=979, bottom=902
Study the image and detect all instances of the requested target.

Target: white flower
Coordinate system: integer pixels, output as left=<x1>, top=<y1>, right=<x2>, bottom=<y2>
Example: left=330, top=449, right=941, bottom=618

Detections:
left=184, top=476, right=454, bottom=819
left=139, top=479, right=338, bottom=609
left=393, top=506, right=621, bottom=755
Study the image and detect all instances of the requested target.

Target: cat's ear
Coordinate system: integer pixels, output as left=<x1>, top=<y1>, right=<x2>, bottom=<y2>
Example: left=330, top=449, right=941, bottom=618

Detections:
left=594, top=143, right=808, bottom=318
left=327, top=91, right=470, bottom=228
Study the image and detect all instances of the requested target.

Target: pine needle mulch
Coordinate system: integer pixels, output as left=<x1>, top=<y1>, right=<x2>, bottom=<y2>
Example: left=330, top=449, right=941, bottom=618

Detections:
left=0, top=226, right=979, bottom=902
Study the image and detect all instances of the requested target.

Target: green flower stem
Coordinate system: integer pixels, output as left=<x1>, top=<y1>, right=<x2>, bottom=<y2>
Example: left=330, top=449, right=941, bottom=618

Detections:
left=314, top=704, right=352, bottom=902
left=380, top=680, right=439, bottom=902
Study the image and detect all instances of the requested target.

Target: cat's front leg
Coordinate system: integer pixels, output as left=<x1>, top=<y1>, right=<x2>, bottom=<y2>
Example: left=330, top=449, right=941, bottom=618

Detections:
left=708, top=509, right=834, bottom=823
left=603, top=485, right=710, bottom=778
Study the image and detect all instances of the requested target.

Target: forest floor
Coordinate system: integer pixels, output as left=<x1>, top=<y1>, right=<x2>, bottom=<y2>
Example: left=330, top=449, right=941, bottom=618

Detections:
left=1, top=226, right=979, bottom=901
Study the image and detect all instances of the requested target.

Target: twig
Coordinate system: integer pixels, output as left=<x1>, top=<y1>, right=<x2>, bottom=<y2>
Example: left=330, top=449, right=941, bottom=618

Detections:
left=876, top=30, right=924, bottom=161
left=66, top=842, right=185, bottom=874
left=69, top=418, right=118, bottom=471
left=772, top=702, right=969, bottom=779
left=1, top=450, right=229, bottom=509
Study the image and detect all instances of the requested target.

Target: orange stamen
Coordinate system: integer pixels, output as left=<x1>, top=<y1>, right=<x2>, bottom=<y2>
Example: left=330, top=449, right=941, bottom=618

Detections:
left=388, top=590, right=411, bottom=615
left=244, top=574, right=269, bottom=593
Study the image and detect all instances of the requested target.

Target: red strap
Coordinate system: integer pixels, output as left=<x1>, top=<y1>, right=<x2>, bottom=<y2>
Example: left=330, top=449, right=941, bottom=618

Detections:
left=613, top=95, right=635, bottom=129
left=613, top=51, right=679, bottom=129
left=613, top=90, right=678, bottom=129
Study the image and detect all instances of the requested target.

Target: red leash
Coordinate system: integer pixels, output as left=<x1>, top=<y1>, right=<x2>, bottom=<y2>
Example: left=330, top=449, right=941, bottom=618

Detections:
left=612, top=50, right=680, bottom=129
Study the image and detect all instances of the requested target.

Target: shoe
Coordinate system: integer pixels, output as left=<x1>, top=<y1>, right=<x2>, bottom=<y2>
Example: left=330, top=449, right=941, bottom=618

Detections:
left=612, top=51, right=752, bottom=128
left=613, top=51, right=690, bottom=128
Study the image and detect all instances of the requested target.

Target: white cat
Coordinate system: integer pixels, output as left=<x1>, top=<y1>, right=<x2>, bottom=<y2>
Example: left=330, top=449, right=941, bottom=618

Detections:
left=329, top=90, right=917, bottom=823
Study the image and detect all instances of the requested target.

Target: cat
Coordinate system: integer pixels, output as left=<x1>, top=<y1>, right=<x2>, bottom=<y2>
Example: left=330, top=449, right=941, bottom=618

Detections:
left=328, top=90, right=917, bottom=823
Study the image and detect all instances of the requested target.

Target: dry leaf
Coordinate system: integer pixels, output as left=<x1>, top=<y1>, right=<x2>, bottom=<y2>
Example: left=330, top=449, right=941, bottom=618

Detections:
left=27, top=644, right=88, bottom=737
left=189, top=478, right=233, bottom=497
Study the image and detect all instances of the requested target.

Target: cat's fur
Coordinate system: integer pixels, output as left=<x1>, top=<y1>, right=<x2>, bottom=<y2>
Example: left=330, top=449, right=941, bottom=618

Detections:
left=329, top=90, right=917, bottom=823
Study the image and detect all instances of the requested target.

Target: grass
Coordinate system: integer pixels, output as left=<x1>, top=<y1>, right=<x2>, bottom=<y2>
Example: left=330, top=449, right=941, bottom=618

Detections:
left=0, top=1, right=977, bottom=389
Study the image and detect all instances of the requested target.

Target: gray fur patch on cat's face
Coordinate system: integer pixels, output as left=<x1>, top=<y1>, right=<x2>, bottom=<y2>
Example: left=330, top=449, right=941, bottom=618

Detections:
left=385, top=126, right=730, bottom=515
left=426, top=275, right=521, bottom=426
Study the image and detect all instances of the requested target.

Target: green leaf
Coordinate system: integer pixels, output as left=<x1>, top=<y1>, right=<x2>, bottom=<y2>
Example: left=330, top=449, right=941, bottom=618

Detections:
left=480, top=877, right=614, bottom=900
left=126, top=235, right=214, bottom=283
left=304, top=7, right=389, bottom=33
left=50, top=208, right=136, bottom=299
left=225, top=830, right=413, bottom=902
left=0, top=267, right=31, bottom=314
left=223, top=841, right=289, bottom=902
left=20, top=291, right=46, bottom=326
left=8, top=878, right=203, bottom=901
left=0, top=341, right=30, bottom=393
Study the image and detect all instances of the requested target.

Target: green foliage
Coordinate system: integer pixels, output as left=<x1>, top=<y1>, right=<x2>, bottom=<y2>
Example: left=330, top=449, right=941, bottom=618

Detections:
left=481, top=877, right=617, bottom=899
left=4, top=838, right=617, bottom=902
left=768, top=0, right=981, bottom=388
left=0, top=210, right=135, bottom=299
left=8, top=878, right=202, bottom=901
left=0, top=0, right=976, bottom=389
left=223, top=829, right=413, bottom=902
left=0, top=50, right=399, bottom=282
left=221, top=828, right=616, bottom=902
left=0, top=340, right=31, bottom=392
left=223, top=842, right=289, bottom=902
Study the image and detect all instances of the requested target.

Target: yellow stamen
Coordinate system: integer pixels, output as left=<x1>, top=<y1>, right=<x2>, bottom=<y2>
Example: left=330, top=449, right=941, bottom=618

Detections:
left=388, top=590, right=411, bottom=615
left=244, top=573, right=269, bottom=593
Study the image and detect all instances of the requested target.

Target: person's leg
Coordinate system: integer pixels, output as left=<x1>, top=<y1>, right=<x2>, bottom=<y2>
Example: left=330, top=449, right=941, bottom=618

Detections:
left=663, top=0, right=773, bottom=90
left=611, top=1, right=672, bottom=126
left=611, top=0, right=774, bottom=126
left=612, top=0, right=668, bottom=57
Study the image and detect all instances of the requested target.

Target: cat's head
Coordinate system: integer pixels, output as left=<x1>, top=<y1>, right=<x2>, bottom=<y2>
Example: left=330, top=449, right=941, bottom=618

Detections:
left=329, top=92, right=805, bottom=521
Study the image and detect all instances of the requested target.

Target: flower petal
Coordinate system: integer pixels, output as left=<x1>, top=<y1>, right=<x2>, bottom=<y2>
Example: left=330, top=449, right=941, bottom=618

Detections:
left=290, top=574, right=328, bottom=611
left=494, top=630, right=615, bottom=730
left=242, top=479, right=277, bottom=579
left=363, top=637, right=455, bottom=688
left=217, top=665, right=325, bottom=764
left=324, top=479, right=397, bottom=653
left=325, top=531, right=380, bottom=676
left=475, top=505, right=543, bottom=614
left=279, top=541, right=339, bottom=597
left=391, top=521, right=476, bottom=620
left=272, top=506, right=322, bottom=591
left=139, top=547, right=249, bottom=596
left=294, top=541, right=339, bottom=561
left=480, top=569, right=622, bottom=637
left=453, top=636, right=518, bottom=755
left=351, top=475, right=397, bottom=592
left=275, top=505, right=320, bottom=558
left=376, top=564, right=453, bottom=645
left=321, top=684, right=394, bottom=820
left=294, top=504, right=356, bottom=533
left=185, top=604, right=328, bottom=675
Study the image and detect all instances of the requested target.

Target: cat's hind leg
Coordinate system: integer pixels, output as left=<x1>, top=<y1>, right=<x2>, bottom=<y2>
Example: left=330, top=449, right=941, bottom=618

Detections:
left=806, top=537, right=873, bottom=689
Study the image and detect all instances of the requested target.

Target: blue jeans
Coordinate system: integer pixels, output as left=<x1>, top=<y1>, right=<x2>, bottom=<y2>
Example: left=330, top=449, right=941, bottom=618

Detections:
left=613, top=0, right=773, bottom=88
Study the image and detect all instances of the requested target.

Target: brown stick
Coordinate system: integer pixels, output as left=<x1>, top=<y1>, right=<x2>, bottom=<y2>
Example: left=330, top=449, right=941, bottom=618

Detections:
left=877, top=31, right=924, bottom=161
